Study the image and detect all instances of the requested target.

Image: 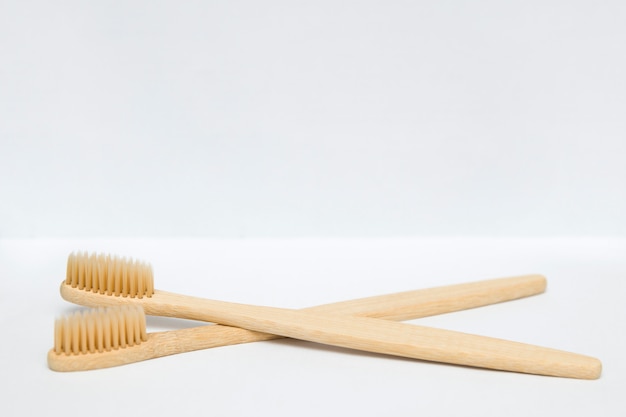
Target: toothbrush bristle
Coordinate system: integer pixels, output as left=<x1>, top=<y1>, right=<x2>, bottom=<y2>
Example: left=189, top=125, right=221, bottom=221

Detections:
left=66, top=252, right=154, bottom=298
left=54, top=305, right=147, bottom=355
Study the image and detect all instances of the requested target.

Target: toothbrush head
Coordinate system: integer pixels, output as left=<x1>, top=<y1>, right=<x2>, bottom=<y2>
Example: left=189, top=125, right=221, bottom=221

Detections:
left=66, top=252, right=154, bottom=298
left=48, top=305, right=152, bottom=371
left=53, top=305, right=148, bottom=356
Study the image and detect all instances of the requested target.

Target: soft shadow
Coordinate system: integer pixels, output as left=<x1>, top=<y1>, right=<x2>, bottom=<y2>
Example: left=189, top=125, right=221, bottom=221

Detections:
left=146, top=315, right=213, bottom=331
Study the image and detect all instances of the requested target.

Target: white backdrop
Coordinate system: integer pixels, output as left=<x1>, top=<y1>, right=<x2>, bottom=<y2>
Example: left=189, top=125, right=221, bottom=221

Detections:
left=1, top=0, right=625, bottom=237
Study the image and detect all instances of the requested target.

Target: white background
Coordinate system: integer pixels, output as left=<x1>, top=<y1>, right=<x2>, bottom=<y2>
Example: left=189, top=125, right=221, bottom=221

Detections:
left=1, top=0, right=625, bottom=237
left=1, top=1, right=625, bottom=416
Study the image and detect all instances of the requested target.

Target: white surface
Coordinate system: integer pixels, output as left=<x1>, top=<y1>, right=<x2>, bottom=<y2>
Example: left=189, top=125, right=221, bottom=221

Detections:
left=0, top=238, right=624, bottom=416
left=2, top=1, right=626, bottom=237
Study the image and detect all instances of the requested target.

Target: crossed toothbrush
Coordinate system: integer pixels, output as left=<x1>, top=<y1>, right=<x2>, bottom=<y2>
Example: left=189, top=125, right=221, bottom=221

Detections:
left=48, top=252, right=602, bottom=379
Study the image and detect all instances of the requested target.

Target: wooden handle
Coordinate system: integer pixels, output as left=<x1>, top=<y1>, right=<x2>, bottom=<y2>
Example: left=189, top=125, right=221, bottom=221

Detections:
left=136, top=292, right=600, bottom=379
left=306, top=274, right=547, bottom=320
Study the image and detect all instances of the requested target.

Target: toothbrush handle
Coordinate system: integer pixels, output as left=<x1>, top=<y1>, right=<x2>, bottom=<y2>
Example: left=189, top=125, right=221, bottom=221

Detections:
left=304, top=274, right=546, bottom=320
left=145, top=274, right=547, bottom=322
left=152, top=297, right=602, bottom=379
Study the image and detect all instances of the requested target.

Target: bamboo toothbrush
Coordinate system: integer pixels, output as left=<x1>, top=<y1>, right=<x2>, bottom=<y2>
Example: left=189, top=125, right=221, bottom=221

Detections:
left=56, top=252, right=602, bottom=379
left=61, top=252, right=547, bottom=320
